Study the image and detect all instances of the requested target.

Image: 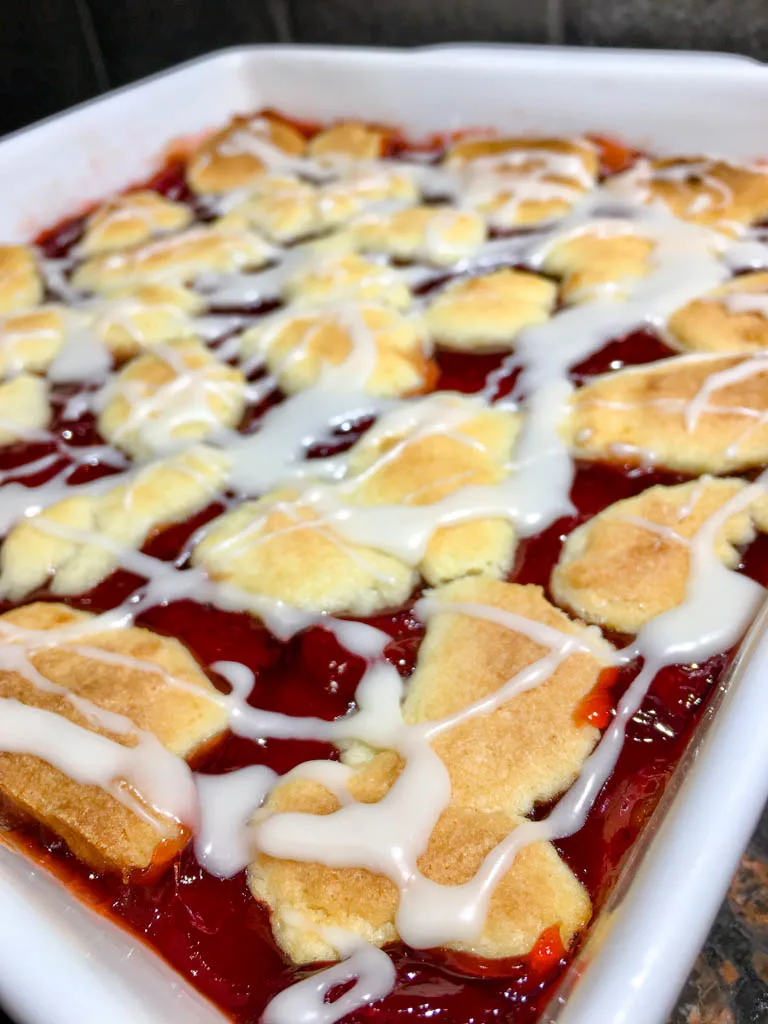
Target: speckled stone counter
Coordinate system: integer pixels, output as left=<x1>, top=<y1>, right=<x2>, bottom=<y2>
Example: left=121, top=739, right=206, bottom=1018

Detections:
left=669, top=807, right=768, bottom=1024
left=1, top=810, right=766, bottom=1024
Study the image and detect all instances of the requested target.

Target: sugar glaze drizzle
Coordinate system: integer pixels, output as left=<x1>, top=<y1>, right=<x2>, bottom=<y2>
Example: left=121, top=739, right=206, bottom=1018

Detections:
left=2, top=132, right=768, bottom=1023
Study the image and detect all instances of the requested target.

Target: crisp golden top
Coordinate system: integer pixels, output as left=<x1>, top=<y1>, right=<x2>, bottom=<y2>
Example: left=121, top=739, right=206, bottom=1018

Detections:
left=186, top=114, right=307, bottom=194
left=552, top=477, right=768, bottom=632
left=0, top=245, right=42, bottom=314
left=543, top=230, right=655, bottom=305
left=249, top=578, right=604, bottom=962
left=669, top=270, right=768, bottom=354
left=566, top=354, right=768, bottom=473
left=73, top=226, right=272, bottom=293
left=0, top=602, right=226, bottom=875
left=98, top=338, right=246, bottom=459
left=615, top=157, right=768, bottom=233
left=81, top=191, right=193, bottom=255
left=4, top=114, right=768, bottom=996
left=425, top=268, right=557, bottom=350
left=240, top=303, right=434, bottom=397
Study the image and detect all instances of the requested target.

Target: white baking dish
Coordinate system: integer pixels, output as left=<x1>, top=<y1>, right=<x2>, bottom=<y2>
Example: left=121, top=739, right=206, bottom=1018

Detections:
left=0, top=43, right=767, bottom=1024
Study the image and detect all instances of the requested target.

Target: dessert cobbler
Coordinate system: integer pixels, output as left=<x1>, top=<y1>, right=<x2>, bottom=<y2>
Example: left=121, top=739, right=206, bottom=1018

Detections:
left=1, top=111, right=768, bottom=1023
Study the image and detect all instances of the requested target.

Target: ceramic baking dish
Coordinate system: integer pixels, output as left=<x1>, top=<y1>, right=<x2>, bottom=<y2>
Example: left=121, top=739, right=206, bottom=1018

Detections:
left=1, top=42, right=768, bottom=1024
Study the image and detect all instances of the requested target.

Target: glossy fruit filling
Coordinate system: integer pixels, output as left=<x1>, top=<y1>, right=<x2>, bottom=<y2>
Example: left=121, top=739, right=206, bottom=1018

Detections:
left=0, top=127, right=761, bottom=1024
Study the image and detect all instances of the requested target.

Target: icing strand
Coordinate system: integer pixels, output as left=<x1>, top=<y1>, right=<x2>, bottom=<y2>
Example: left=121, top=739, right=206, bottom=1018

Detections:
left=3, top=129, right=768, bottom=1024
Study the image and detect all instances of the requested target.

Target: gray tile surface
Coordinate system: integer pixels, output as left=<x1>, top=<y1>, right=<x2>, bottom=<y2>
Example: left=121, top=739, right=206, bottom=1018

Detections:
left=286, top=0, right=551, bottom=46
left=564, top=0, right=768, bottom=60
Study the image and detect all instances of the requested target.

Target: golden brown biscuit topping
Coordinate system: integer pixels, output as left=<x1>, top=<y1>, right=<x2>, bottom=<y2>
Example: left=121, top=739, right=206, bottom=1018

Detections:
left=0, top=373, right=50, bottom=445
left=5, top=111, right=768, bottom=1023
left=551, top=477, right=768, bottom=632
left=566, top=354, right=768, bottom=473
left=97, top=337, right=246, bottom=458
left=308, top=121, right=389, bottom=163
left=0, top=602, right=227, bottom=875
left=73, top=225, right=272, bottom=293
left=610, top=156, right=768, bottom=233
left=424, top=268, right=557, bottom=350
left=80, top=191, right=194, bottom=255
left=249, top=578, right=606, bottom=962
left=240, top=303, right=433, bottom=397
left=0, top=245, right=42, bottom=314
left=542, top=229, right=655, bottom=305
left=186, top=114, right=307, bottom=194
left=669, top=270, right=768, bottom=354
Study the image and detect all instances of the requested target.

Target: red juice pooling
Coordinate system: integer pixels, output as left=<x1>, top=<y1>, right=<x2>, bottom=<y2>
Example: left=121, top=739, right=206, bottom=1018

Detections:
left=4, top=125, right=758, bottom=1023
left=2, top=382, right=751, bottom=1023
left=3, top=425, right=744, bottom=1023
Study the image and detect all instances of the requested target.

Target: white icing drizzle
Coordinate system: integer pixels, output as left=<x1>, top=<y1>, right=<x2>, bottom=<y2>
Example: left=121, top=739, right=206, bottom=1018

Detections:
left=48, top=310, right=113, bottom=384
left=684, top=354, right=768, bottom=430
left=225, top=388, right=391, bottom=495
left=199, top=116, right=334, bottom=184
left=0, top=697, right=196, bottom=829
left=252, top=475, right=768, bottom=1000
left=606, top=157, right=749, bottom=226
left=3, top=129, right=768, bottom=1024
left=721, top=289, right=768, bottom=316
left=93, top=341, right=245, bottom=456
left=618, top=514, right=691, bottom=546
left=725, top=238, right=768, bottom=271
left=194, top=764, right=277, bottom=877
left=458, top=145, right=594, bottom=228
left=262, top=935, right=396, bottom=1024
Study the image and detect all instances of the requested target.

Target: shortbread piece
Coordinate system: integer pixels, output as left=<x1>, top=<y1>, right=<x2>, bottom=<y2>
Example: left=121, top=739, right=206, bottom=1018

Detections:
left=0, top=374, right=50, bottom=445
left=352, top=205, right=487, bottom=266
left=216, top=175, right=322, bottom=244
left=401, top=578, right=613, bottom=815
left=80, top=191, right=193, bottom=255
left=89, top=284, right=203, bottom=361
left=448, top=136, right=598, bottom=178
left=424, top=269, right=556, bottom=350
left=318, top=168, right=418, bottom=227
left=97, top=338, right=246, bottom=459
left=192, top=490, right=416, bottom=617
left=218, top=168, right=419, bottom=243
left=308, top=121, right=388, bottom=163
left=251, top=793, right=590, bottom=963
left=566, top=354, right=768, bottom=473
left=186, top=114, right=307, bottom=194
left=285, top=253, right=412, bottom=310
left=239, top=303, right=433, bottom=397
left=72, top=226, right=272, bottom=293
left=0, top=601, right=227, bottom=875
left=0, top=246, right=42, bottom=314
left=541, top=229, right=655, bottom=304
left=0, top=306, right=65, bottom=377
left=0, top=445, right=229, bottom=600
left=249, top=578, right=603, bottom=962
left=447, top=137, right=598, bottom=228
left=611, top=157, right=768, bottom=234
left=345, top=394, right=520, bottom=583
left=0, top=289, right=201, bottom=376
left=193, top=396, right=519, bottom=612
left=551, top=477, right=768, bottom=633
left=668, top=271, right=768, bottom=354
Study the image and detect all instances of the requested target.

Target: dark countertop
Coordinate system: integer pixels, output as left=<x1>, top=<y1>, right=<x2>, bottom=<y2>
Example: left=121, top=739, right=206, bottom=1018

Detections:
left=1, top=811, right=766, bottom=1024
left=669, top=807, right=768, bottom=1024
